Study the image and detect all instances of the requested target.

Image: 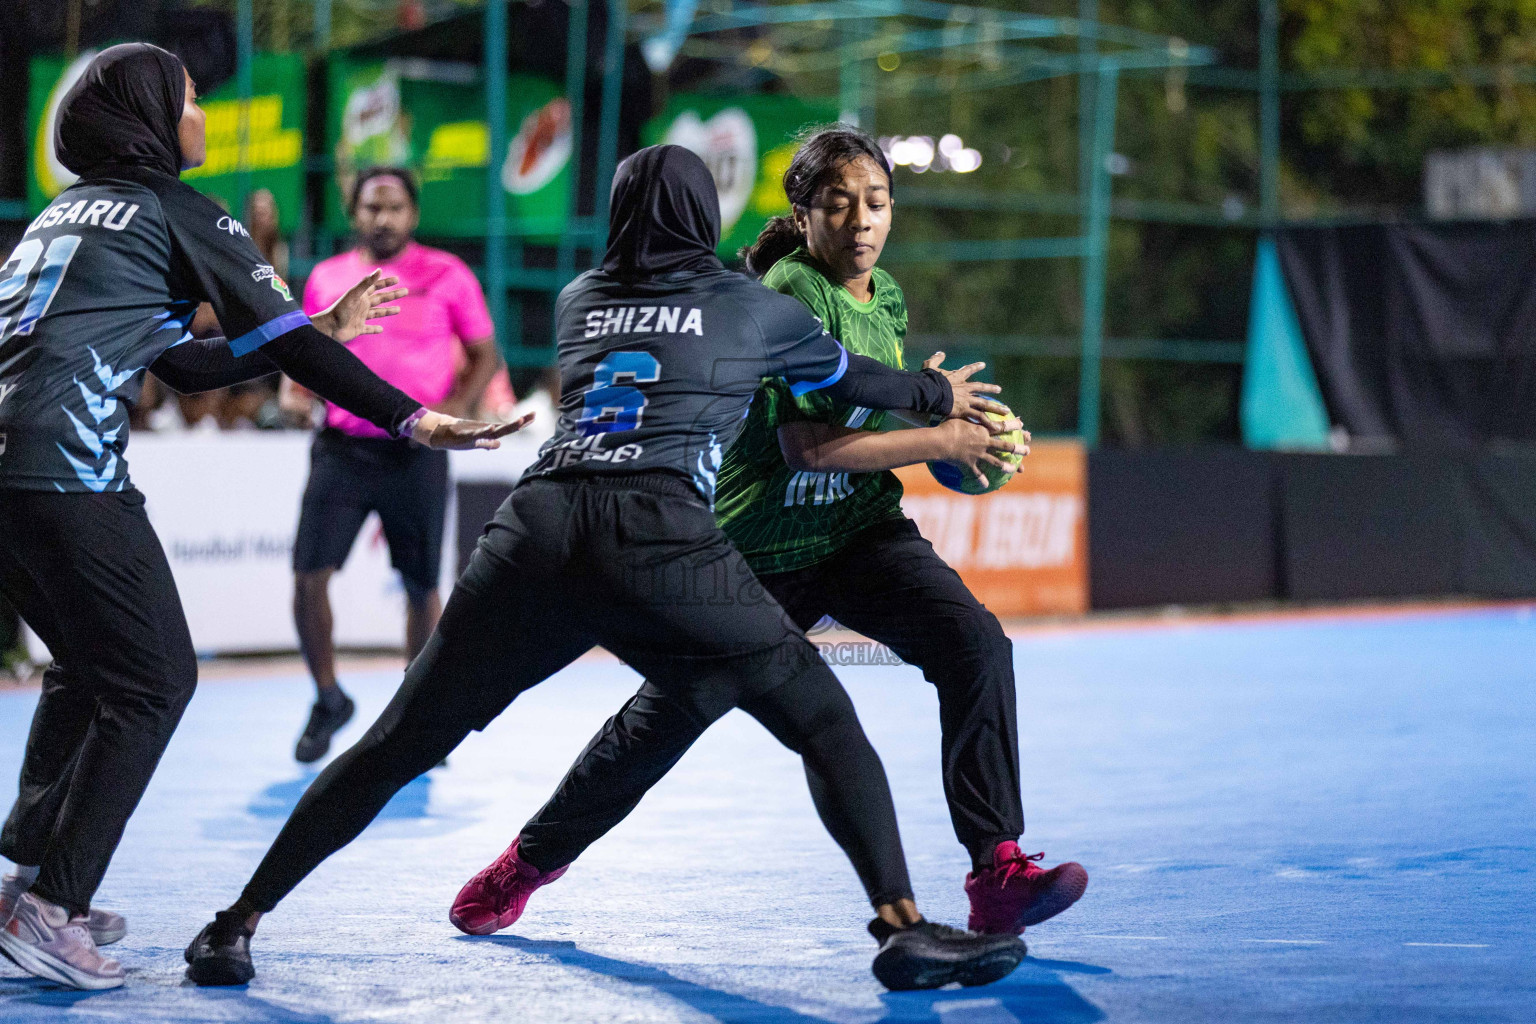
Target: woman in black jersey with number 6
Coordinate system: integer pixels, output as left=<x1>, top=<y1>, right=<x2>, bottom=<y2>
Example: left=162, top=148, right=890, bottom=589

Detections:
left=185, top=145, right=1030, bottom=993
left=0, top=44, right=523, bottom=990
left=470, top=125, right=1088, bottom=947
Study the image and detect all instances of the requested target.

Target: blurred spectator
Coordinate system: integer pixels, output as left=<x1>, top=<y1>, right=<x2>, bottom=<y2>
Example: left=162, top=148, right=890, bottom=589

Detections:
left=284, top=166, right=501, bottom=763
left=247, top=188, right=289, bottom=280
left=218, top=189, right=289, bottom=426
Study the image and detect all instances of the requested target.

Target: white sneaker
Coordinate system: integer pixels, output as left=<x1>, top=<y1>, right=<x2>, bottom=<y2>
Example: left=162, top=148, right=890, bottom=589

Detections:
left=0, top=892, right=125, bottom=989
left=0, top=872, right=127, bottom=945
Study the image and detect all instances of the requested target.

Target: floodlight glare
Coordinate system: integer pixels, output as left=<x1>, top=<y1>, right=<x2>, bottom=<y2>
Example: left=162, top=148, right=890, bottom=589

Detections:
left=950, top=148, right=983, bottom=173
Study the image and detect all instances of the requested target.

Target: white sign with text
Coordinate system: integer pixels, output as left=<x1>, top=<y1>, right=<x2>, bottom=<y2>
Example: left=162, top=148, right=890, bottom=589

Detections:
left=26, top=432, right=540, bottom=658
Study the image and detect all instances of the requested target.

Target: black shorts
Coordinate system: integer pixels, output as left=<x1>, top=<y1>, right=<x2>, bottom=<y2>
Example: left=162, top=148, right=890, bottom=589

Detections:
left=292, top=429, right=449, bottom=596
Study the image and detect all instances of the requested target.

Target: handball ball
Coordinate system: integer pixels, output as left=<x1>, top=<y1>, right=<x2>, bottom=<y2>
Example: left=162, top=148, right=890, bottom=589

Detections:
left=928, top=409, right=1024, bottom=495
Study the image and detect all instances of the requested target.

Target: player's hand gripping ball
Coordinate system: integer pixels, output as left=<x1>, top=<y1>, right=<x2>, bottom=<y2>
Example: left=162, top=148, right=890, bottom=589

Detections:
left=928, top=409, right=1026, bottom=495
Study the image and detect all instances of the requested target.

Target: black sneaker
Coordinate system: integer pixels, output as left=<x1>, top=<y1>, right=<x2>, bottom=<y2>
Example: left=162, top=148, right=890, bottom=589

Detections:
left=868, top=918, right=1027, bottom=991
left=294, top=691, right=355, bottom=763
left=185, top=911, right=255, bottom=986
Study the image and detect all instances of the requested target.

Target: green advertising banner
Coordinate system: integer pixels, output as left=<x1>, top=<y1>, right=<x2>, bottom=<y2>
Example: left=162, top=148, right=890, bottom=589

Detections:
left=28, top=52, right=306, bottom=231
left=327, top=58, right=570, bottom=239
left=642, top=94, right=839, bottom=257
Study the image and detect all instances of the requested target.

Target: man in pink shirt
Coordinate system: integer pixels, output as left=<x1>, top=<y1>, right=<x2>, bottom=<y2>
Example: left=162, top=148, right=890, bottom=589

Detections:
left=286, top=167, right=502, bottom=763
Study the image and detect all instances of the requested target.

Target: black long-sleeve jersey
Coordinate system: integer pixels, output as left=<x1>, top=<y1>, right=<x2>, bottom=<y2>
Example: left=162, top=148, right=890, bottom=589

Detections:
left=0, top=166, right=307, bottom=492
left=525, top=267, right=952, bottom=504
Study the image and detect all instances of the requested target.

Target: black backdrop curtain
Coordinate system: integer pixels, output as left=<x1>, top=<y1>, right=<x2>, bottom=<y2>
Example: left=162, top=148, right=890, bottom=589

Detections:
left=1277, top=220, right=1536, bottom=449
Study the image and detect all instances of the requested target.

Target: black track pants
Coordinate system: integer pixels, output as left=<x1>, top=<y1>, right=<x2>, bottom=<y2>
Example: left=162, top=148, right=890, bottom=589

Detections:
left=763, top=517, right=1024, bottom=864
left=516, top=660, right=909, bottom=906
left=0, top=591, right=20, bottom=654
left=0, top=489, right=198, bottom=916
left=520, top=516, right=1023, bottom=873
left=237, top=473, right=913, bottom=913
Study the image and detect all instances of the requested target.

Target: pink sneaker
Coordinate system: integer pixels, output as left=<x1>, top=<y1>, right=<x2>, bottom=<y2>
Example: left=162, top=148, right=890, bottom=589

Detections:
left=0, top=892, right=125, bottom=989
left=964, top=842, right=1089, bottom=934
left=450, top=838, right=569, bottom=935
left=0, top=872, right=126, bottom=945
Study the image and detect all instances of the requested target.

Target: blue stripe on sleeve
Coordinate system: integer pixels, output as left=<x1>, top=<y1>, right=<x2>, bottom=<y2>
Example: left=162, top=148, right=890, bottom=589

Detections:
left=228, top=310, right=310, bottom=356
left=789, top=344, right=849, bottom=398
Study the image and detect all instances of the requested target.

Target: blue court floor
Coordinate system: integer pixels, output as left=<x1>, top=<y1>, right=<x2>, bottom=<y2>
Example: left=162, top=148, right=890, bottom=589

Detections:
left=0, top=606, right=1532, bottom=1023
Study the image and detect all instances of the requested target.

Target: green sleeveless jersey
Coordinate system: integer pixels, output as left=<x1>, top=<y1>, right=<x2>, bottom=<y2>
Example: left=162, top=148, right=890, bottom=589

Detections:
left=715, top=249, right=909, bottom=574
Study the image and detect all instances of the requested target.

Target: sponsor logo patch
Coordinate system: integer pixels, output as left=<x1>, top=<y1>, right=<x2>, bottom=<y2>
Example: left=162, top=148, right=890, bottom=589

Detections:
left=218, top=215, right=251, bottom=238
left=251, top=264, right=292, bottom=301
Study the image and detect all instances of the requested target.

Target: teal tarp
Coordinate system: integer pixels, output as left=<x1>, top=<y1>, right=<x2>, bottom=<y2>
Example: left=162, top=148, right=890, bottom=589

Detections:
left=1241, top=236, right=1331, bottom=450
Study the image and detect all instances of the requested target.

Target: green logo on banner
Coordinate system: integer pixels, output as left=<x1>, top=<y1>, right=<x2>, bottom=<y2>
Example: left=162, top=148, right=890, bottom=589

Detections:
left=643, top=94, right=840, bottom=256
left=327, top=59, right=571, bottom=239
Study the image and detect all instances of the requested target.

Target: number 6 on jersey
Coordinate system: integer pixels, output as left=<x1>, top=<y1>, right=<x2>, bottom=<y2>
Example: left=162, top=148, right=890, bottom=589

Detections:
left=577, top=351, right=661, bottom=435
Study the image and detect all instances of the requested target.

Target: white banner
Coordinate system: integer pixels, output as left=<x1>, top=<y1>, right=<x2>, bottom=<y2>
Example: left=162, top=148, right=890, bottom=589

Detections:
left=28, top=432, right=541, bottom=658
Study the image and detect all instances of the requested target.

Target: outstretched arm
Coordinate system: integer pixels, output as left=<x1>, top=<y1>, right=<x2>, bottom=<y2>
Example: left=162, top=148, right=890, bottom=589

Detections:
left=815, top=351, right=1011, bottom=426
left=151, top=271, right=407, bottom=395
left=780, top=416, right=1030, bottom=488
left=149, top=340, right=277, bottom=394
left=816, top=352, right=955, bottom=417
left=153, top=315, right=531, bottom=447
left=781, top=352, right=1029, bottom=488
left=764, top=297, right=1007, bottom=425
left=260, top=326, right=532, bottom=449
left=154, top=179, right=524, bottom=448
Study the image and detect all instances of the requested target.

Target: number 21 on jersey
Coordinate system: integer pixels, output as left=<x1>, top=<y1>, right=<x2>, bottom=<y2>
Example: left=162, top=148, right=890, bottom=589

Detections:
left=0, top=235, right=82, bottom=342
left=577, top=351, right=660, bottom=435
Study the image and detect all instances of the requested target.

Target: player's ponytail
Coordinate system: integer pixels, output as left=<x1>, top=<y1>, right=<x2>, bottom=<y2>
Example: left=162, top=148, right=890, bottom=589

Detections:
left=740, top=216, right=804, bottom=277
left=738, top=123, right=892, bottom=278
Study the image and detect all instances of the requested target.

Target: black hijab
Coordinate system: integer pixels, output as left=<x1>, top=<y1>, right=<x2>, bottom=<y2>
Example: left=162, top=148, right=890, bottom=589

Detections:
left=601, top=145, right=725, bottom=278
left=56, top=43, right=186, bottom=179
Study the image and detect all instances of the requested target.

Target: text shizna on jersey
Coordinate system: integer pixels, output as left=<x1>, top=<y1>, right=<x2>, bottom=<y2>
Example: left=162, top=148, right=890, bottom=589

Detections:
left=583, top=306, right=704, bottom=338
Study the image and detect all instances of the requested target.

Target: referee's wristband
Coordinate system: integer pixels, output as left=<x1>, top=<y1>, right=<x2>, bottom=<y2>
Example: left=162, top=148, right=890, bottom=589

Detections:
left=395, top=406, right=428, bottom=441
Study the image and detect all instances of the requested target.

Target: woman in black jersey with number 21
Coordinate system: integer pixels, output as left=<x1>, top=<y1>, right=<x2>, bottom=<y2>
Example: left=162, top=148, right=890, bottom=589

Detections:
left=0, top=44, right=524, bottom=990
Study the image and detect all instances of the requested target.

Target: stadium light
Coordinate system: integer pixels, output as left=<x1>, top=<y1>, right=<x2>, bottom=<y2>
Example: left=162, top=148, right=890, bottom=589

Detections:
left=950, top=148, right=983, bottom=173
left=880, top=135, right=978, bottom=173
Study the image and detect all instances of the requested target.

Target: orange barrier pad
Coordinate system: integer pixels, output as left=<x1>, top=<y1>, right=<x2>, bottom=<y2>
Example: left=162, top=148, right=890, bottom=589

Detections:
left=893, top=439, right=1087, bottom=616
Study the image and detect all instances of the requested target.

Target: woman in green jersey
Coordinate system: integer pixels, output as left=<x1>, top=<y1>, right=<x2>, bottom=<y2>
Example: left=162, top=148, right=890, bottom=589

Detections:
left=716, top=125, right=1088, bottom=934
left=479, top=126, right=1090, bottom=937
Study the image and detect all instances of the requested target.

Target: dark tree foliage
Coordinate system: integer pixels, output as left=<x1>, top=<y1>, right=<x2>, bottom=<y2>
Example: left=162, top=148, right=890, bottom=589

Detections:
left=869, top=1, right=1536, bottom=445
